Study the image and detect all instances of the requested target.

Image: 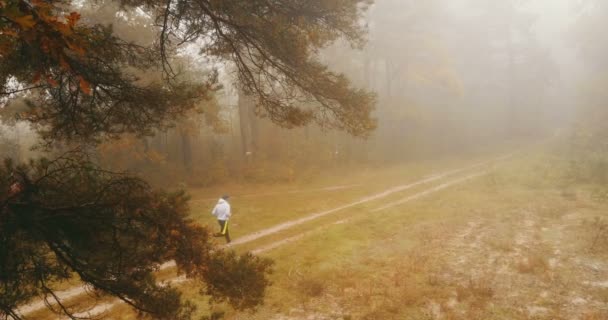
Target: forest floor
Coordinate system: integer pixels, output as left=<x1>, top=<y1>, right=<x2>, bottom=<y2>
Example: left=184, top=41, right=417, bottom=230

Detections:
left=23, top=150, right=608, bottom=320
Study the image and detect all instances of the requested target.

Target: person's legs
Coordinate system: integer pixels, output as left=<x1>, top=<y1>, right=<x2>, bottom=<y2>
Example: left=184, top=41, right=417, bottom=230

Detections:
left=217, top=220, right=223, bottom=233
left=223, top=221, right=231, bottom=243
left=220, top=220, right=230, bottom=243
left=214, top=220, right=224, bottom=237
left=215, top=220, right=230, bottom=243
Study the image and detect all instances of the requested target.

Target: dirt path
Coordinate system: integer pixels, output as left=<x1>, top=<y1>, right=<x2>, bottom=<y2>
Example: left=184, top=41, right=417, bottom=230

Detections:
left=17, top=285, right=94, bottom=316
left=254, top=172, right=490, bottom=254
left=18, top=157, right=507, bottom=318
left=371, top=171, right=488, bottom=212
left=52, top=167, right=496, bottom=319
left=190, top=184, right=363, bottom=203
left=229, top=159, right=499, bottom=246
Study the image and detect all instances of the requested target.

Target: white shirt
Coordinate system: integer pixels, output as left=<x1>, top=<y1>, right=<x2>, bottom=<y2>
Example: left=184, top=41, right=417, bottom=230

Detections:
left=211, top=198, right=231, bottom=221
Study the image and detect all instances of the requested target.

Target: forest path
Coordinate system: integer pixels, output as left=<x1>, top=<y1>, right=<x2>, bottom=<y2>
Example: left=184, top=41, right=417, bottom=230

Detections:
left=226, top=157, right=506, bottom=247
left=190, top=184, right=363, bottom=203
left=18, top=155, right=510, bottom=318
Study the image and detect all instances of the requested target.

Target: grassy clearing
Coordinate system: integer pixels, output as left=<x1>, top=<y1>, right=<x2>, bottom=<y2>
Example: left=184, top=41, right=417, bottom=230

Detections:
left=202, top=152, right=608, bottom=320
left=188, top=155, right=490, bottom=239
left=26, top=154, right=496, bottom=319
left=27, top=151, right=536, bottom=319
left=247, top=179, right=504, bottom=319
left=30, top=149, right=608, bottom=320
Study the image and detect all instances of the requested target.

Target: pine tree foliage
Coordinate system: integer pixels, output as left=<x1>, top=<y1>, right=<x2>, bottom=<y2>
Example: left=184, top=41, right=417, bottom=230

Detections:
left=0, top=0, right=376, bottom=140
left=0, top=0, right=381, bottom=318
left=0, top=151, right=272, bottom=319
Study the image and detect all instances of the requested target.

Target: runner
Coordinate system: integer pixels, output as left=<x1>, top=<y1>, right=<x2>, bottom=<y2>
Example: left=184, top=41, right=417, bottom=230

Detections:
left=211, top=195, right=231, bottom=243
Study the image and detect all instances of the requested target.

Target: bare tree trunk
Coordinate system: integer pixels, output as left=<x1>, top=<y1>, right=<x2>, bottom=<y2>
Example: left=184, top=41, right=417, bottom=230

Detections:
left=238, top=88, right=256, bottom=163
left=180, top=130, right=192, bottom=173
left=506, top=5, right=518, bottom=138
left=142, top=137, right=150, bottom=153
left=385, top=59, right=392, bottom=104
left=364, top=50, right=372, bottom=89
left=508, top=34, right=516, bottom=136
left=13, top=125, right=22, bottom=162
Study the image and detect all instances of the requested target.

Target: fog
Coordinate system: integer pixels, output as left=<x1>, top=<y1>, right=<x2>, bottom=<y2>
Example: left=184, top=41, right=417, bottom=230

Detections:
left=4, top=1, right=608, bottom=319
left=336, top=0, right=582, bottom=159
left=1, top=0, right=602, bottom=175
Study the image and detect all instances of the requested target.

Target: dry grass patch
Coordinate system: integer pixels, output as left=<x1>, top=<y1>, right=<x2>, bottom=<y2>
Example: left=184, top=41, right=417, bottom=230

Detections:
left=456, top=275, right=495, bottom=302
left=581, top=311, right=608, bottom=320
left=487, top=237, right=515, bottom=252
left=515, top=251, right=550, bottom=275
left=295, top=277, right=326, bottom=299
left=586, top=217, right=608, bottom=253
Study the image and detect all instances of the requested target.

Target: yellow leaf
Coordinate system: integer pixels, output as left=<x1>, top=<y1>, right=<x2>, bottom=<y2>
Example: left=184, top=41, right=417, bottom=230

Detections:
left=13, top=15, right=36, bottom=29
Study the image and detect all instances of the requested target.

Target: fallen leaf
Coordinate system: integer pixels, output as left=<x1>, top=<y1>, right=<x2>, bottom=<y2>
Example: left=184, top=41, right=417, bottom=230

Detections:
left=79, top=77, right=91, bottom=94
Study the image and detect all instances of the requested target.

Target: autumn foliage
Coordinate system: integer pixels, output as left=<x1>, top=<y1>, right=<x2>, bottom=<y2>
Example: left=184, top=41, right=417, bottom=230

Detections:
left=0, top=0, right=374, bottom=318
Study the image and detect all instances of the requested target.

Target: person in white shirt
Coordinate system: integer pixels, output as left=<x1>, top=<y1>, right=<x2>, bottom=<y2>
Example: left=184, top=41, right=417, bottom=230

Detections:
left=211, top=195, right=231, bottom=243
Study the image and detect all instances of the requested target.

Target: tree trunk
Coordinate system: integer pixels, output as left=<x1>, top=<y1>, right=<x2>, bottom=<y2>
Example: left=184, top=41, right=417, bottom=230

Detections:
left=364, top=50, right=372, bottom=89
left=181, top=130, right=192, bottom=173
left=238, top=88, right=256, bottom=163
left=385, top=59, right=392, bottom=104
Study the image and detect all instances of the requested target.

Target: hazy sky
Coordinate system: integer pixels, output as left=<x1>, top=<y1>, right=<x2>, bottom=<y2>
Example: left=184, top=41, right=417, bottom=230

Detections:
left=520, top=0, right=582, bottom=90
left=527, top=0, right=579, bottom=49
left=526, top=0, right=582, bottom=121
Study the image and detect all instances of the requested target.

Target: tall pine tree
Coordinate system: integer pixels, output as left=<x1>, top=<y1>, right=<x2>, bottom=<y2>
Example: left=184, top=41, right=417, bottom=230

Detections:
left=0, top=0, right=375, bottom=318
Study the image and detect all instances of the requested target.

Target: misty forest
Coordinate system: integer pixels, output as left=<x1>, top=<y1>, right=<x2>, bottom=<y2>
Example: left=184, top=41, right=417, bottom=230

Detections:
left=2, top=0, right=608, bottom=319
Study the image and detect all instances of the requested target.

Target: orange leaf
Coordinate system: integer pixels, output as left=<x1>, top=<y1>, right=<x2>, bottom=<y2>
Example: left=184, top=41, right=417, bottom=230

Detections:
left=67, top=41, right=86, bottom=56
left=59, top=57, right=71, bottom=71
left=13, top=15, right=36, bottom=29
left=79, top=77, right=91, bottom=94
left=0, top=43, right=13, bottom=55
left=39, top=11, right=57, bottom=23
left=66, top=12, right=80, bottom=28
left=31, top=0, right=51, bottom=7
left=55, top=22, right=72, bottom=36
left=46, top=76, right=58, bottom=87
left=32, top=72, right=41, bottom=83
left=1, top=28, right=18, bottom=37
